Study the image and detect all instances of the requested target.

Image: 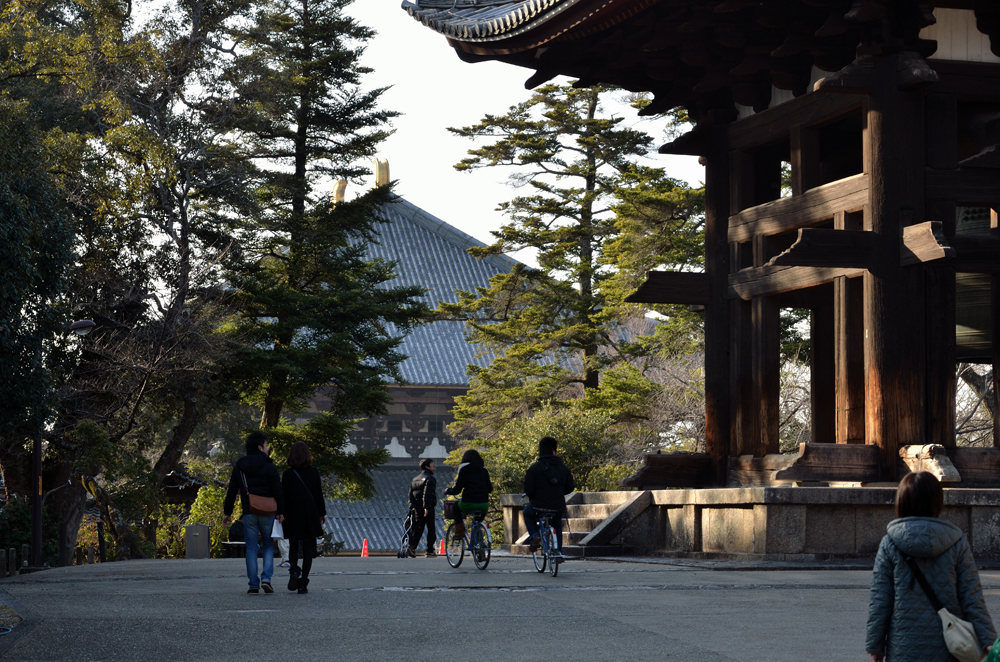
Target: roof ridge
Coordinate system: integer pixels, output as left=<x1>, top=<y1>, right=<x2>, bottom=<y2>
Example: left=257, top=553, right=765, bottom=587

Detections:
left=384, top=197, right=520, bottom=274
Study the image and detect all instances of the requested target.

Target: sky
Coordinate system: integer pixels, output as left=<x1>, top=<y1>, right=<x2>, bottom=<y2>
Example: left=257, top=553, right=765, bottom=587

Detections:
left=344, top=1, right=705, bottom=256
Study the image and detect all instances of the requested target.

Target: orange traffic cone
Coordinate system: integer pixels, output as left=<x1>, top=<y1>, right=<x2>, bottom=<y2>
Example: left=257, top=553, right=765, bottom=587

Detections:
left=361, top=539, right=369, bottom=558
left=438, top=539, right=445, bottom=555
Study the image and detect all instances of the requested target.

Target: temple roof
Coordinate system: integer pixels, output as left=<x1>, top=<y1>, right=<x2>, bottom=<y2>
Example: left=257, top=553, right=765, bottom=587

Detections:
left=403, top=0, right=1000, bottom=123
left=402, top=0, right=583, bottom=42
left=368, top=197, right=517, bottom=386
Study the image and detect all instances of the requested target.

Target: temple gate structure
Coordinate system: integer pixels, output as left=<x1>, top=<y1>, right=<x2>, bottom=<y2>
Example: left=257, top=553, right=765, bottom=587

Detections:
left=404, top=1, right=1000, bottom=558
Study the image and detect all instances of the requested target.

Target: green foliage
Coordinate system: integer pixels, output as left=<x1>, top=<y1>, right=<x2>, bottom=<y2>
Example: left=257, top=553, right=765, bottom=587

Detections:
left=154, top=504, right=188, bottom=559
left=0, top=496, right=59, bottom=567
left=189, top=485, right=237, bottom=557
left=263, top=414, right=389, bottom=501
left=447, top=403, right=637, bottom=543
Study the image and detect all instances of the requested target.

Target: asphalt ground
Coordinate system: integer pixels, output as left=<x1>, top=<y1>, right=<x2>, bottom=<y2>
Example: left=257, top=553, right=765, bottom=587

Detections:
left=2, top=553, right=1000, bottom=661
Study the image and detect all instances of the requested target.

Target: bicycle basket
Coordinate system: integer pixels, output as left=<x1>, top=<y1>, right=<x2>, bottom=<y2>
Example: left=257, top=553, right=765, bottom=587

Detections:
left=443, top=500, right=461, bottom=520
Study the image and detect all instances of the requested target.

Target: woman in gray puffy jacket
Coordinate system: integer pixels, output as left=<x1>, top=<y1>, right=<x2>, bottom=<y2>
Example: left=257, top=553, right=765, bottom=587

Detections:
left=867, top=471, right=996, bottom=661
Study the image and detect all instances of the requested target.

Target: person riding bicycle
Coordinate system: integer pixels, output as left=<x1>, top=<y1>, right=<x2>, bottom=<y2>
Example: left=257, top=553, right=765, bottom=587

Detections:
left=523, top=436, right=575, bottom=553
left=444, top=449, right=493, bottom=539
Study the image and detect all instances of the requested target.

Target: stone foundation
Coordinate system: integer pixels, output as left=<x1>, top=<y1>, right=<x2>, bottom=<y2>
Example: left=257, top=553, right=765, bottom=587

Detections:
left=501, top=488, right=1000, bottom=561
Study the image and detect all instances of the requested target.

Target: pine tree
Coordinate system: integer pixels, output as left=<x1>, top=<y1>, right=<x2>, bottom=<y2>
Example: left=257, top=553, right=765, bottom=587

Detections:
left=442, top=84, right=704, bottom=438
left=223, top=0, right=428, bottom=448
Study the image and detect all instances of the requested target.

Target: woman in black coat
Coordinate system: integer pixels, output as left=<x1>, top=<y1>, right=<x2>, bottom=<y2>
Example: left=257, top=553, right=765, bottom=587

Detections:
left=281, top=442, right=326, bottom=594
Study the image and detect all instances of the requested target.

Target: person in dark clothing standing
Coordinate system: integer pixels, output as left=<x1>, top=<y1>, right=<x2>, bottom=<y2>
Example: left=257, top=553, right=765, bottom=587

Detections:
left=408, top=459, right=438, bottom=558
left=523, top=436, right=575, bottom=552
left=223, top=431, right=285, bottom=594
left=281, top=442, right=326, bottom=595
left=444, top=449, right=493, bottom=539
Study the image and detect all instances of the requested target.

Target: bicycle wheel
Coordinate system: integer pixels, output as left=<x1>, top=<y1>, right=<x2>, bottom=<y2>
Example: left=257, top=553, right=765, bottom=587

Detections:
left=472, top=522, right=491, bottom=570
left=445, top=523, right=464, bottom=568
left=531, top=532, right=546, bottom=573
left=547, top=526, right=560, bottom=577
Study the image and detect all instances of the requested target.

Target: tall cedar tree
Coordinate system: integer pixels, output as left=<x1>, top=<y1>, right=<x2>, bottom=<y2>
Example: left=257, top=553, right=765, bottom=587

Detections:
left=442, top=84, right=703, bottom=437
left=224, top=0, right=428, bottom=472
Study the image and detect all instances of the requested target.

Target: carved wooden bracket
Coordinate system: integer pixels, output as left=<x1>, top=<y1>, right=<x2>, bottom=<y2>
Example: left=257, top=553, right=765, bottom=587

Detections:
left=898, top=444, right=961, bottom=482
left=900, top=221, right=956, bottom=266
left=625, top=271, right=710, bottom=305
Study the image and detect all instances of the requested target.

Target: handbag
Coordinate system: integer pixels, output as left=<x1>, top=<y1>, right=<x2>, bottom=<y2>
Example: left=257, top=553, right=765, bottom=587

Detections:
left=240, top=470, right=277, bottom=516
left=899, top=546, right=985, bottom=662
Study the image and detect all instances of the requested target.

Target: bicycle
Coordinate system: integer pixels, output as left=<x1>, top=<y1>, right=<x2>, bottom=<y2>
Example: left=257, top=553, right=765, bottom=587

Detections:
left=396, top=508, right=416, bottom=558
left=444, top=510, right=492, bottom=570
left=529, top=507, right=563, bottom=577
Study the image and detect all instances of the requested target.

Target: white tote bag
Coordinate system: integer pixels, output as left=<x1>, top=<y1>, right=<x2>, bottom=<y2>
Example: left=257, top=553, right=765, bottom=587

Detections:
left=271, top=519, right=284, bottom=540
left=938, top=608, right=984, bottom=662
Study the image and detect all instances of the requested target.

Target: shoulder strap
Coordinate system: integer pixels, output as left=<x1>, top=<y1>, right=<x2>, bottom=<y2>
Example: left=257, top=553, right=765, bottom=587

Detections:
left=895, top=543, right=945, bottom=612
left=293, top=470, right=313, bottom=500
left=239, top=469, right=249, bottom=496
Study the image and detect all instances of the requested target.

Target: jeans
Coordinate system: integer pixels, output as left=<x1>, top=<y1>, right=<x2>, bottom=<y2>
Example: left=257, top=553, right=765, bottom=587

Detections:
left=523, top=504, right=563, bottom=551
left=242, top=513, right=275, bottom=588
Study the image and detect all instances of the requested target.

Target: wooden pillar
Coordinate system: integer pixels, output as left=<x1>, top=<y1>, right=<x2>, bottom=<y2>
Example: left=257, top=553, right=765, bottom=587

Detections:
left=752, top=295, right=781, bottom=456
left=730, top=295, right=753, bottom=457
left=704, top=129, right=732, bottom=484
left=811, top=299, right=835, bottom=443
left=924, top=92, right=958, bottom=449
left=790, top=125, right=820, bottom=196
left=926, top=267, right=957, bottom=448
left=864, top=56, right=927, bottom=477
left=835, top=276, right=866, bottom=443
left=993, top=273, right=1000, bottom=447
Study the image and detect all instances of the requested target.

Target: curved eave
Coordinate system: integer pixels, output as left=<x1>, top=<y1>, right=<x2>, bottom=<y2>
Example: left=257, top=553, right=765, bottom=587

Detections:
left=403, top=0, right=657, bottom=56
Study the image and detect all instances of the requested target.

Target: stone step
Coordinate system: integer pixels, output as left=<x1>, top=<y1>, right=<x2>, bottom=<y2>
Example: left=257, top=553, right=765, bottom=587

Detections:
left=570, top=491, right=633, bottom=505
left=565, top=517, right=604, bottom=530
left=566, top=503, right=618, bottom=519
left=507, top=543, right=639, bottom=558
left=564, top=531, right=588, bottom=544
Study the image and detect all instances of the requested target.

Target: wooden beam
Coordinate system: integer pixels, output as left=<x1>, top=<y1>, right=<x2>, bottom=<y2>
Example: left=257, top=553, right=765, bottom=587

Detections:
left=624, top=271, right=709, bottom=304
left=950, top=236, right=1000, bottom=272
left=728, top=173, right=870, bottom=243
left=901, top=221, right=956, bottom=266
left=728, top=91, right=864, bottom=151
left=926, top=170, right=1000, bottom=206
left=767, top=228, right=874, bottom=268
left=925, top=61, right=1000, bottom=100
left=752, top=295, right=780, bottom=456
left=729, top=265, right=864, bottom=300
left=618, top=453, right=714, bottom=489
left=946, top=448, right=1000, bottom=487
left=772, top=443, right=881, bottom=482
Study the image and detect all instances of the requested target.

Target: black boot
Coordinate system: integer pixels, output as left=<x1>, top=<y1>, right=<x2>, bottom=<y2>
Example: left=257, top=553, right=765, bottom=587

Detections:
left=287, top=566, right=300, bottom=592
left=297, top=577, right=309, bottom=594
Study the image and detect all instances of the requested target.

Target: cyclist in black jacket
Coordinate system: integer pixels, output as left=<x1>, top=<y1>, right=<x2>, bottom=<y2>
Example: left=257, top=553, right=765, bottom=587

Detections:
left=523, top=436, right=575, bottom=552
left=408, top=459, right=438, bottom=558
left=444, top=449, right=493, bottom=538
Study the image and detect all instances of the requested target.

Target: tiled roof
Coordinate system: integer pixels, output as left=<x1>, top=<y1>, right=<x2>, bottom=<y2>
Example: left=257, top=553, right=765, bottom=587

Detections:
left=369, top=197, right=518, bottom=386
left=323, top=464, right=456, bottom=552
left=402, top=0, right=577, bottom=42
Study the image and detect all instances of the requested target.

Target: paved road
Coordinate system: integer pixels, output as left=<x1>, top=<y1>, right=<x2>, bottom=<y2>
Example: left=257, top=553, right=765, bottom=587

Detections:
left=2, top=553, right=999, bottom=661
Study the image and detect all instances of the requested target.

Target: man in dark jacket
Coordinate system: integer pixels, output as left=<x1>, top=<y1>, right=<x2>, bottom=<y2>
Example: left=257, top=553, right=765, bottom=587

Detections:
left=523, top=436, right=575, bottom=553
left=223, top=431, right=285, bottom=594
left=408, top=459, right=438, bottom=558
